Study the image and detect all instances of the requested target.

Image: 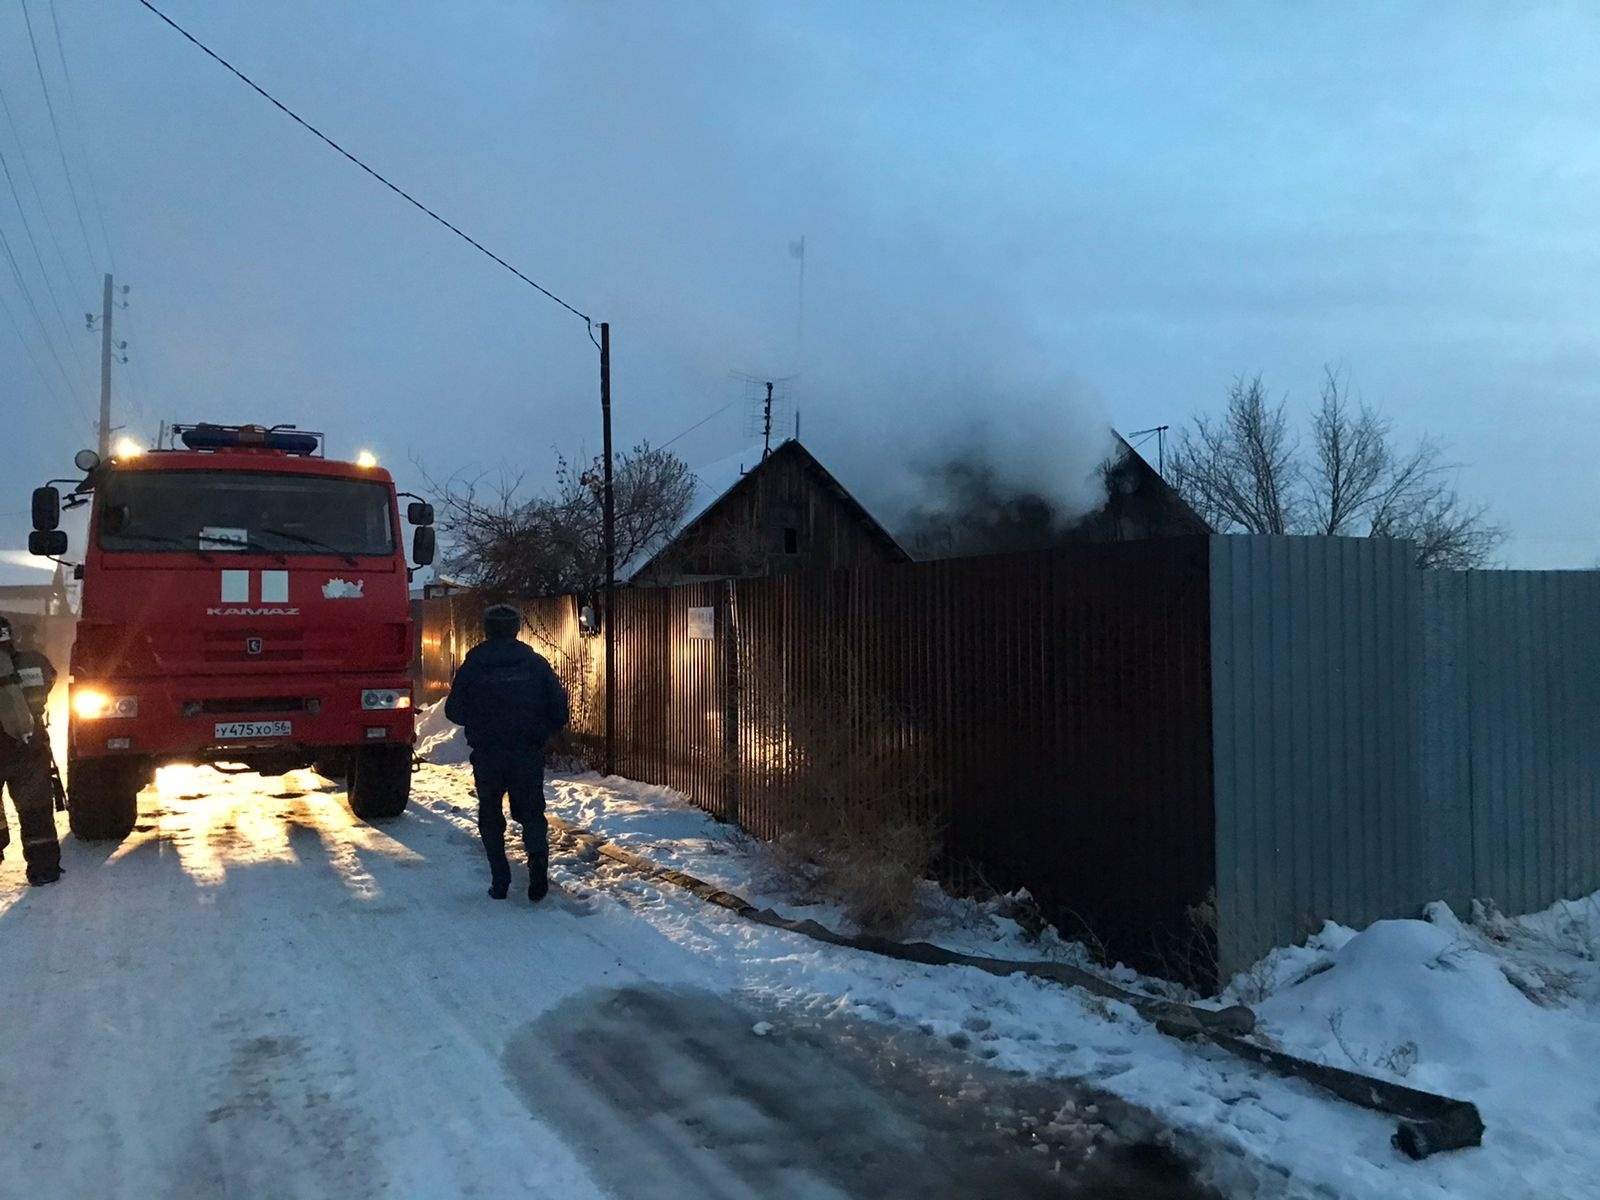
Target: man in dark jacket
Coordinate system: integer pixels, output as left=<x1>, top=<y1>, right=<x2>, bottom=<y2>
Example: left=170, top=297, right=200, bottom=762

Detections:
left=444, top=604, right=569, bottom=901
left=0, top=616, right=62, bottom=885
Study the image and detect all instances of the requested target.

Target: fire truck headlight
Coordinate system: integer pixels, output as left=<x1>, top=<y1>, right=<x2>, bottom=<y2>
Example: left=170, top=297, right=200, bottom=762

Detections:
left=361, top=689, right=409, bottom=710
left=73, top=690, right=138, bottom=719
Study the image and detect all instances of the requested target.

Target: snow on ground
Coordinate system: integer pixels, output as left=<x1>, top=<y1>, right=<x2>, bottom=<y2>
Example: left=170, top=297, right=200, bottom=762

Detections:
left=415, top=693, right=470, bottom=764
left=416, top=704, right=1600, bottom=1200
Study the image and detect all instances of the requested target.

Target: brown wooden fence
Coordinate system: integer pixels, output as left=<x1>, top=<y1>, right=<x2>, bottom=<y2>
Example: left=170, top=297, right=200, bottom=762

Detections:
left=415, top=538, right=1215, bottom=974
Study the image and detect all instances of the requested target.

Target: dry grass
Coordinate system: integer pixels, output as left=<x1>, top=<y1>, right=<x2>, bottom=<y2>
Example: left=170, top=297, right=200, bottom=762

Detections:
left=755, top=640, right=940, bottom=938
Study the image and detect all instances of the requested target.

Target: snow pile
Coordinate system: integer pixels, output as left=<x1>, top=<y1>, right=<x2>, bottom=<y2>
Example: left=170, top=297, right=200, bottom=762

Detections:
left=415, top=699, right=470, bottom=765
left=1231, top=902, right=1600, bottom=1198
left=412, top=761, right=1600, bottom=1198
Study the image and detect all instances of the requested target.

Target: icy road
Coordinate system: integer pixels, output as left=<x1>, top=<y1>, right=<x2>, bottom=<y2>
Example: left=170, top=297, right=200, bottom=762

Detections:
left=0, top=766, right=1216, bottom=1200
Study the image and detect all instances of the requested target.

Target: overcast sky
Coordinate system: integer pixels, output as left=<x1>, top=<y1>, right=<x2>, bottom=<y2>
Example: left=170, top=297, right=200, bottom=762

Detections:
left=6, top=1, right=1600, bottom=580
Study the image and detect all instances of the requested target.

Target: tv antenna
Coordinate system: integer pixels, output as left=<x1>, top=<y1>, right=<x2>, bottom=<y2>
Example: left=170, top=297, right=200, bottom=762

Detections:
left=1128, top=425, right=1170, bottom=477
left=731, top=372, right=795, bottom=457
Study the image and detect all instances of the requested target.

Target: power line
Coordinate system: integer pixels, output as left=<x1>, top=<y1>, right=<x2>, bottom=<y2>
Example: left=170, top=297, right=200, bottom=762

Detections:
left=0, top=253, right=82, bottom=426
left=0, top=284, right=67, bottom=408
left=0, top=144, right=76, bottom=342
left=0, top=217, right=93, bottom=418
left=17, top=0, right=98, bottom=273
left=0, top=79, right=87, bottom=312
left=137, top=0, right=593, bottom=329
left=658, top=399, right=741, bottom=451
left=45, top=0, right=116, bottom=273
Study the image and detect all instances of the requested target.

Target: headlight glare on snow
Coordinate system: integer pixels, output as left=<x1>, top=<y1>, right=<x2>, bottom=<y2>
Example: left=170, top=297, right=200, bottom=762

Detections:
left=361, top=688, right=409, bottom=710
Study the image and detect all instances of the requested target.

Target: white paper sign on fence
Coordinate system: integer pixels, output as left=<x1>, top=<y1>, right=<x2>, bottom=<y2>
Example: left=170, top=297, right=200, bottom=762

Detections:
left=687, top=607, right=715, bottom=639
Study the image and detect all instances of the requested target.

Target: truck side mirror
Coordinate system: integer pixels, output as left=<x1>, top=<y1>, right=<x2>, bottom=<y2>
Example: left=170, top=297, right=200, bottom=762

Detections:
left=412, top=526, right=436, bottom=567
left=29, top=530, right=68, bottom=557
left=406, top=501, right=435, bottom=526
left=31, top=486, right=61, bottom=532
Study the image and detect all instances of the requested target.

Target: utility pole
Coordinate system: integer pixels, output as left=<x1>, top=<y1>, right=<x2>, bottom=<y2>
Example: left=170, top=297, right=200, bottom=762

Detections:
left=97, top=272, right=113, bottom=457
left=600, top=321, right=616, bottom=778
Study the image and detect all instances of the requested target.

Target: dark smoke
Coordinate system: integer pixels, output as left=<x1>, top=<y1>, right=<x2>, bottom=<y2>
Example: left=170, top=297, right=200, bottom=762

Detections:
left=897, top=441, right=1210, bottom=560
left=900, top=458, right=1088, bottom=559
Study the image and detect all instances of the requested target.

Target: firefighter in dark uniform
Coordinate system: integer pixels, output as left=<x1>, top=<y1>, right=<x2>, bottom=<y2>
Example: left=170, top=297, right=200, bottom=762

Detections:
left=0, top=616, right=63, bottom=885
left=444, top=605, right=570, bottom=901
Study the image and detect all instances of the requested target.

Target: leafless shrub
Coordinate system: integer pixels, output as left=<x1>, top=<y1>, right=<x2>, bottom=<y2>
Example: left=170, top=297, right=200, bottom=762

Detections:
left=1375, top=1041, right=1420, bottom=1078
left=1328, top=1008, right=1419, bottom=1079
left=1501, top=962, right=1584, bottom=1008
left=750, top=636, right=939, bottom=937
left=420, top=442, right=693, bottom=599
left=1151, top=889, right=1225, bottom=995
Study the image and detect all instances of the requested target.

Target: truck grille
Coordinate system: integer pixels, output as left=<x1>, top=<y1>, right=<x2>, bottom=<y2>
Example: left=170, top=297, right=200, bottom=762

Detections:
left=201, top=628, right=305, bottom=663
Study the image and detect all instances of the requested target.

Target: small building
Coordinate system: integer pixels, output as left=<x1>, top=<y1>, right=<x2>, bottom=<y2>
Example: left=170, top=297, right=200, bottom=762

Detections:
left=628, top=439, right=910, bottom=586
left=0, top=565, right=76, bottom=669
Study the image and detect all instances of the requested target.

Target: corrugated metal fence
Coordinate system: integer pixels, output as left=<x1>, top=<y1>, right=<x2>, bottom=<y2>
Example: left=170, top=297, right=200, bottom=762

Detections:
left=419, top=536, right=1600, bottom=981
left=1209, top=537, right=1426, bottom=972
left=1428, top=570, right=1600, bottom=917
left=417, top=539, right=1217, bottom=974
left=1211, top=538, right=1600, bottom=974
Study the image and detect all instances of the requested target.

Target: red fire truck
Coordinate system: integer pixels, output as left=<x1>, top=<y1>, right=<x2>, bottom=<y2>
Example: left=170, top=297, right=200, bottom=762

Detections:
left=28, top=423, right=436, bottom=840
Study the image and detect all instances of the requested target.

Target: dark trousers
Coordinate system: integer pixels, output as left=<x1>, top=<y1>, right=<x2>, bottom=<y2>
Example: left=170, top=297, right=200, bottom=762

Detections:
left=0, top=739, right=61, bottom=884
left=471, top=748, right=547, bottom=885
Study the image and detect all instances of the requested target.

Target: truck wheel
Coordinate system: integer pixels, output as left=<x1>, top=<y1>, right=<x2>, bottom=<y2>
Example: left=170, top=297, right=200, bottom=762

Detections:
left=68, top=758, right=144, bottom=842
left=348, top=745, right=410, bottom=820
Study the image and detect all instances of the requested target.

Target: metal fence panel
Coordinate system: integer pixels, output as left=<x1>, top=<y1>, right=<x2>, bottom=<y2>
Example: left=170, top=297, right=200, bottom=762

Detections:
left=1209, top=536, right=1427, bottom=976
left=1417, top=572, right=1473, bottom=912
left=1465, top=571, right=1600, bottom=915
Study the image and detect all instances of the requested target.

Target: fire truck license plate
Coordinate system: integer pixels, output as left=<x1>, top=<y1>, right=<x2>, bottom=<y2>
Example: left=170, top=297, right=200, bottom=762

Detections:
left=214, top=721, right=292, bottom=740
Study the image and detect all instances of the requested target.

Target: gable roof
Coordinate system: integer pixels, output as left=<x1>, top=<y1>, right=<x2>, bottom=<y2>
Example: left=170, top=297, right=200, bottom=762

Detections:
left=625, top=438, right=909, bottom=581
left=1102, top=433, right=1212, bottom=535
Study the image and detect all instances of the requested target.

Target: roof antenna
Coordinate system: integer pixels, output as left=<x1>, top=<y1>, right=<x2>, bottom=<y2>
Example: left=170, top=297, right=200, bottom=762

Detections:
left=762, top=381, right=774, bottom=460
left=1129, top=425, right=1170, bottom=478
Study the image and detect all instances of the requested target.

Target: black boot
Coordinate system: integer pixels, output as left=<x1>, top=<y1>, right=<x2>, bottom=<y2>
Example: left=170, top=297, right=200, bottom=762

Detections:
left=528, top=872, right=549, bottom=902
left=488, top=878, right=509, bottom=900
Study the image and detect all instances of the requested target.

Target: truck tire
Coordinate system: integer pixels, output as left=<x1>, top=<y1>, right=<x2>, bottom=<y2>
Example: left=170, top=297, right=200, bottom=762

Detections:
left=68, top=758, right=144, bottom=842
left=348, top=745, right=410, bottom=820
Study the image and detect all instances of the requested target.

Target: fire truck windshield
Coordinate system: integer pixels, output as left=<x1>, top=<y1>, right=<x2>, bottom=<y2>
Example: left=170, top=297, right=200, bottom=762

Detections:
left=96, top=470, right=396, bottom=557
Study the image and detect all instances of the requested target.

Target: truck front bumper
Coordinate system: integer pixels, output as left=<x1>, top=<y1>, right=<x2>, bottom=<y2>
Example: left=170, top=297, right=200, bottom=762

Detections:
left=68, top=675, right=417, bottom=763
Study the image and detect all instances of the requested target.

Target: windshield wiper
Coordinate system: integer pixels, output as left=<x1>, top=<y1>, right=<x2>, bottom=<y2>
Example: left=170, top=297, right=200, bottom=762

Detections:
left=196, top=534, right=288, bottom=564
left=104, top=533, right=214, bottom=560
left=255, top=527, right=359, bottom=566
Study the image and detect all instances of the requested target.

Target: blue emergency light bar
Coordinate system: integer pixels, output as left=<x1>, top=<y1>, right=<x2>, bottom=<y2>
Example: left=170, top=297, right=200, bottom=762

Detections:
left=175, top=423, right=324, bottom=456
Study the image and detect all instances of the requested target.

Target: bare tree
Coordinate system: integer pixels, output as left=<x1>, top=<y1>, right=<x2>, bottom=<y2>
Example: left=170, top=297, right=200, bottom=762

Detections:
left=1168, top=375, right=1300, bottom=535
left=1170, top=369, right=1503, bottom=569
left=425, top=442, right=694, bottom=598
